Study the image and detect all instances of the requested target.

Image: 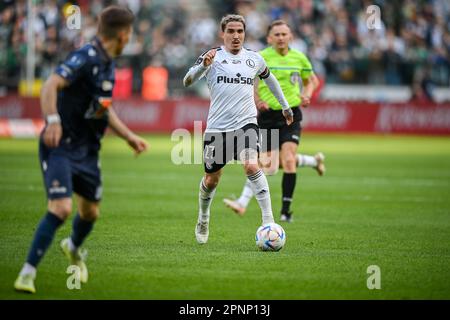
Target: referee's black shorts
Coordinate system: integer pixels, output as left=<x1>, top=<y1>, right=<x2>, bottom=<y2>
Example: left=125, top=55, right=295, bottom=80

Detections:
left=257, top=107, right=302, bottom=152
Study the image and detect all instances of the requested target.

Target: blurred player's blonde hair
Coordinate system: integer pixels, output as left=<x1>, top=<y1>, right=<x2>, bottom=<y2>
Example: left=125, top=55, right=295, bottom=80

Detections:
left=220, top=14, right=246, bottom=32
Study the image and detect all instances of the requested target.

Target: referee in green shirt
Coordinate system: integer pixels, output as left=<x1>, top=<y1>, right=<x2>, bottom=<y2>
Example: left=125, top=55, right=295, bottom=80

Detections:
left=224, top=20, right=326, bottom=222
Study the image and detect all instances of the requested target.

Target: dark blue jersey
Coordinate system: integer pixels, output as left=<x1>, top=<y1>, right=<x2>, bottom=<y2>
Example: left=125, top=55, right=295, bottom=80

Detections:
left=54, top=37, right=115, bottom=151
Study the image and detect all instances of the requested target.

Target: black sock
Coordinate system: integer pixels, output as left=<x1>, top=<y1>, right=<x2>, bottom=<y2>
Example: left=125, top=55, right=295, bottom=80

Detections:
left=70, top=212, right=94, bottom=248
left=26, top=211, right=64, bottom=267
left=282, top=173, right=297, bottom=214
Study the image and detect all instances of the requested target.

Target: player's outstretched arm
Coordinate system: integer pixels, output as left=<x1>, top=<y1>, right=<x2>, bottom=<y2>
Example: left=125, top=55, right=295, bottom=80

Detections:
left=108, top=107, right=148, bottom=156
left=300, top=73, right=319, bottom=108
left=183, top=49, right=216, bottom=87
left=262, top=73, right=293, bottom=125
left=40, top=74, right=69, bottom=148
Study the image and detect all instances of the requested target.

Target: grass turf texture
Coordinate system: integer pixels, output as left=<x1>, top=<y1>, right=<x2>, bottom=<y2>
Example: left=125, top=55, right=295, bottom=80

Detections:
left=0, top=134, right=449, bottom=299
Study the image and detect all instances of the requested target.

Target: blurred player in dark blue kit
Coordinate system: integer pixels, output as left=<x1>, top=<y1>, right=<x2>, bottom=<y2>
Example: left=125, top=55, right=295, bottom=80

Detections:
left=14, top=5, right=148, bottom=293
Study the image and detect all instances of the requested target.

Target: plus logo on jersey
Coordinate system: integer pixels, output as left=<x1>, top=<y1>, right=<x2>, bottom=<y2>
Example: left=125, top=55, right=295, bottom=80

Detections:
left=217, top=73, right=254, bottom=85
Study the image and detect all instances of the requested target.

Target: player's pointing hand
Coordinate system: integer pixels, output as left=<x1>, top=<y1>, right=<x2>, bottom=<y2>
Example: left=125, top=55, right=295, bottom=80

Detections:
left=203, top=49, right=217, bottom=67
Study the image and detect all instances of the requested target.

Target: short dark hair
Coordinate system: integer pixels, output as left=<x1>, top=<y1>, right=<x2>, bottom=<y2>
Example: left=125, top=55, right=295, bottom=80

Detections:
left=98, top=5, right=134, bottom=39
left=267, top=20, right=291, bottom=35
left=220, top=14, right=246, bottom=32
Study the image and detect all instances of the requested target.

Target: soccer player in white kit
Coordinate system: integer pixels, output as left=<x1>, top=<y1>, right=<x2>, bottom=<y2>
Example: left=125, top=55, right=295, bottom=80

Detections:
left=183, top=14, right=293, bottom=244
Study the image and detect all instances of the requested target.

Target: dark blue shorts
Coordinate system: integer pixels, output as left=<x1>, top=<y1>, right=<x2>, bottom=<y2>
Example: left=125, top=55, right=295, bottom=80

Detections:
left=39, top=139, right=102, bottom=202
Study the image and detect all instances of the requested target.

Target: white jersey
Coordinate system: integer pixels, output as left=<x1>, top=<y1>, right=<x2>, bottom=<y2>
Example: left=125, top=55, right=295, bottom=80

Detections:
left=192, top=46, right=270, bottom=132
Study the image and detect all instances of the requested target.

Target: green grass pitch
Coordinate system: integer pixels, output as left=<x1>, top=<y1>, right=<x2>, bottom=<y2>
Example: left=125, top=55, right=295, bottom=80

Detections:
left=0, top=133, right=449, bottom=299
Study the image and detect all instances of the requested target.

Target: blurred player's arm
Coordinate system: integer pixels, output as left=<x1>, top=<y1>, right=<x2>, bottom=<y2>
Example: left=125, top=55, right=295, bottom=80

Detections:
left=261, top=71, right=293, bottom=125
left=300, top=73, right=319, bottom=107
left=108, top=107, right=148, bottom=155
left=183, top=49, right=216, bottom=87
left=40, top=74, right=69, bottom=148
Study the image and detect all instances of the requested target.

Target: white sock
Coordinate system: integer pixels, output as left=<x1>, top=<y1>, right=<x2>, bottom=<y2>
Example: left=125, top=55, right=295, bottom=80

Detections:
left=237, top=179, right=254, bottom=208
left=19, top=262, right=36, bottom=278
left=297, top=154, right=317, bottom=167
left=68, top=237, right=77, bottom=252
left=247, top=170, right=274, bottom=224
left=198, top=178, right=216, bottom=222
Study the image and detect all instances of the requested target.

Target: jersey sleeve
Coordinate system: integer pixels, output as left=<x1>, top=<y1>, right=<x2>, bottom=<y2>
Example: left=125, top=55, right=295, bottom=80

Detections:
left=190, top=51, right=211, bottom=78
left=299, top=53, right=314, bottom=80
left=256, top=54, right=270, bottom=80
left=55, top=50, right=90, bottom=84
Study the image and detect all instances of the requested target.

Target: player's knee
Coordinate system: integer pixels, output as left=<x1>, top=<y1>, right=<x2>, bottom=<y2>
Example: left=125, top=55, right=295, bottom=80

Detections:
left=204, top=173, right=220, bottom=190
left=281, top=155, right=297, bottom=171
left=48, top=199, right=72, bottom=220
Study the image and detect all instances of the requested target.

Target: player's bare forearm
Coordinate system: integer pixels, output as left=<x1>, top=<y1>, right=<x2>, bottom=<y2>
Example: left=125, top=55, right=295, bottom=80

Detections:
left=40, top=74, right=68, bottom=148
left=40, top=74, right=68, bottom=117
left=108, top=107, right=133, bottom=140
left=302, top=74, right=319, bottom=98
left=300, top=74, right=319, bottom=107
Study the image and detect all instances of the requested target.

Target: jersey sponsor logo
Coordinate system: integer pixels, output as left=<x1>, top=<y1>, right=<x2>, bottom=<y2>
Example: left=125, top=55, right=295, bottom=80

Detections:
left=232, top=60, right=241, bottom=64
left=217, top=73, right=254, bottom=85
left=246, top=59, right=255, bottom=68
left=49, top=179, right=67, bottom=194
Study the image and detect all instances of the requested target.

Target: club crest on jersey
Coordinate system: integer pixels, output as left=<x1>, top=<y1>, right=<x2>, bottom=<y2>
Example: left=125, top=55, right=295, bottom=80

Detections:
left=246, top=59, right=255, bottom=68
left=217, top=73, right=254, bottom=85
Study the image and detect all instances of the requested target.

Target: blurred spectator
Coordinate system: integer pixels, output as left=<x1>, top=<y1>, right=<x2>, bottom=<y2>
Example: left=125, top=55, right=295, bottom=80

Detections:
left=0, top=0, right=449, bottom=96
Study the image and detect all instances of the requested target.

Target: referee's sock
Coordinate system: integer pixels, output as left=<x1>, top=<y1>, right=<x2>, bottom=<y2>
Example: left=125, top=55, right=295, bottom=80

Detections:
left=281, top=173, right=297, bottom=214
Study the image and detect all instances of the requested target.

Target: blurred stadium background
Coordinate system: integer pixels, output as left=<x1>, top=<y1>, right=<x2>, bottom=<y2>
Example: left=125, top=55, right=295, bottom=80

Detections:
left=0, top=0, right=450, bottom=136
left=1, top=0, right=450, bottom=300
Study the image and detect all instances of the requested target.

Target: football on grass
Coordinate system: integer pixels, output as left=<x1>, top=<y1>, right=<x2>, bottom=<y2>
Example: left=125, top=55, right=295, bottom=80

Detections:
left=255, top=222, right=286, bottom=251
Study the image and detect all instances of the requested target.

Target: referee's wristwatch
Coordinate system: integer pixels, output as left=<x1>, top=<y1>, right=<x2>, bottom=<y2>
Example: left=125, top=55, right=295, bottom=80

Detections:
left=46, top=114, right=61, bottom=124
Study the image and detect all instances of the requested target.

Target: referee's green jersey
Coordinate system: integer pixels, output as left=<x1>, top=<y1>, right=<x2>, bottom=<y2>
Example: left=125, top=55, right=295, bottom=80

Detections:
left=258, top=47, right=314, bottom=110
